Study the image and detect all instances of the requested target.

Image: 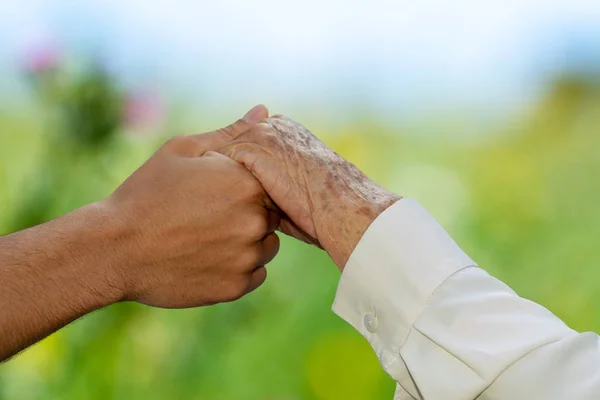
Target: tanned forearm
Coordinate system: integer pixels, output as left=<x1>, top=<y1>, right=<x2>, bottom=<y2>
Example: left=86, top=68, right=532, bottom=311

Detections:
left=0, top=106, right=280, bottom=363
left=0, top=203, right=123, bottom=361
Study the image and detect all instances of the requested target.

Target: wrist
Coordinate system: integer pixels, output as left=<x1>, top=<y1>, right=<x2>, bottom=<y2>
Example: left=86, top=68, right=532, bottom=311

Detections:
left=65, top=202, right=129, bottom=306
left=316, top=185, right=400, bottom=270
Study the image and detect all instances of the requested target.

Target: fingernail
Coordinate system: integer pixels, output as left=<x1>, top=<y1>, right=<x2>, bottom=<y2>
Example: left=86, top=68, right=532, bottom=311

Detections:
left=242, top=104, right=267, bottom=124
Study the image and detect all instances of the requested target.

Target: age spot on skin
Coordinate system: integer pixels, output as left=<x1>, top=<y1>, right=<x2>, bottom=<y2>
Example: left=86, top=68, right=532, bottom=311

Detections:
left=325, top=179, right=335, bottom=191
left=357, top=206, right=373, bottom=217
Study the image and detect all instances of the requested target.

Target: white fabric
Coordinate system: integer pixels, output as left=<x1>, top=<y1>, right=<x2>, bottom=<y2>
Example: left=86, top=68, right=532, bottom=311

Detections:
left=332, top=199, right=600, bottom=400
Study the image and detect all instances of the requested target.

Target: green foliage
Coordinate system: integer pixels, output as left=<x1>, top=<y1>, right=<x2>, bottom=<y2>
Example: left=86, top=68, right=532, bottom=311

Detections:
left=7, top=58, right=124, bottom=233
left=1, top=71, right=599, bottom=399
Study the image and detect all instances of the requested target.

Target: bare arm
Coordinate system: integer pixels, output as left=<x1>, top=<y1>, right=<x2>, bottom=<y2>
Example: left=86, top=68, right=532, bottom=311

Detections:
left=0, top=105, right=277, bottom=362
left=0, top=204, right=122, bottom=361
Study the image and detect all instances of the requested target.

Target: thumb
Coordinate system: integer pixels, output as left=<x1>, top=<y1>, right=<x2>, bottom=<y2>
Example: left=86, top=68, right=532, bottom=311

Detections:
left=218, top=104, right=269, bottom=139
left=188, top=105, right=269, bottom=155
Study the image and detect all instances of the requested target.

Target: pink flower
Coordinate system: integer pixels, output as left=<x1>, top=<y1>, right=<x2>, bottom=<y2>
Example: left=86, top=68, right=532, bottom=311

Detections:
left=123, top=92, right=164, bottom=132
left=22, top=43, right=60, bottom=74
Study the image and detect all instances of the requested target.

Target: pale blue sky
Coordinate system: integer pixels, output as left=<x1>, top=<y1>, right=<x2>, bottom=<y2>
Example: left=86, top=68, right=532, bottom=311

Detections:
left=1, top=0, right=599, bottom=119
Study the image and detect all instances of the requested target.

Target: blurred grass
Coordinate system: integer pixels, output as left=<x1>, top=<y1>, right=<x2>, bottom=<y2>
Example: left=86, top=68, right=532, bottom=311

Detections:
left=1, top=75, right=600, bottom=399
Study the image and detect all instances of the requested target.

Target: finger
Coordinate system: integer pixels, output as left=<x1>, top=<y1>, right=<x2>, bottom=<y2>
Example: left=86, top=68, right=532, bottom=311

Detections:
left=258, top=232, right=280, bottom=265
left=212, top=142, right=280, bottom=212
left=201, top=150, right=276, bottom=212
left=217, top=142, right=248, bottom=165
left=201, top=150, right=238, bottom=161
left=219, top=104, right=269, bottom=139
left=279, top=217, right=322, bottom=248
left=185, top=131, right=230, bottom=157
left=262, top=194, right=279, bottom=213
left=160, top=135, right=207, bottom=157
left=188, top=105, right=269, bottom=156
left=218, top=141, right=269, bottom=187
left=245, top=266, right=267, bottom=294
left=265, top=210, right=281, bottom=236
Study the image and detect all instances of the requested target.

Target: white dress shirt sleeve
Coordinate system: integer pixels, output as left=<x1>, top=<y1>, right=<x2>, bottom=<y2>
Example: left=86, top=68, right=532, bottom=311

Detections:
left=332, top=199, right=600, bottom=400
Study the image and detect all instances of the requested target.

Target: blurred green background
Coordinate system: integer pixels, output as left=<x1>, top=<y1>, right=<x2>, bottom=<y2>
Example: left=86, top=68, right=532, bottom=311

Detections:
left=1, top=1, right=600, bottom=399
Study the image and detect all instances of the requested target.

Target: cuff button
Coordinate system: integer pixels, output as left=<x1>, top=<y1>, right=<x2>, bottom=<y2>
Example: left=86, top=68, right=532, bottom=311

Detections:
left=364, top=312, right=379, bottom=333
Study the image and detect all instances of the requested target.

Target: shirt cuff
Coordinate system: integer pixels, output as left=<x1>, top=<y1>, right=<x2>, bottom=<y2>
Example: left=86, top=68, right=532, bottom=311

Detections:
left=331, top=198, right=477, bottom=370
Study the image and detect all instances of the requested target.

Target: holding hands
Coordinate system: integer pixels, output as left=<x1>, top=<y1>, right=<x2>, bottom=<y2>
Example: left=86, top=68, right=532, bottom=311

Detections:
left=216, top=108, right=401, bottom=269
left=0, top=105, right=399, bottom=361
left=104, top=104, right=400, bottom=309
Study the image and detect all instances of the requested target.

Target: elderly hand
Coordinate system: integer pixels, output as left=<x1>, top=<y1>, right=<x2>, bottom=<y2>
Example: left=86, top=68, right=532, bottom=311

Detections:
left=217, top=108, right=401, bottom=269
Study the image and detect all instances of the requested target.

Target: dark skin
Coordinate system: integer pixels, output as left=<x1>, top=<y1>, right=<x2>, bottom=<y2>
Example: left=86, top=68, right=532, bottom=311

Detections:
left=0, top=105, right=401, bottom=362
left=0, top=107, right=279, bottom=361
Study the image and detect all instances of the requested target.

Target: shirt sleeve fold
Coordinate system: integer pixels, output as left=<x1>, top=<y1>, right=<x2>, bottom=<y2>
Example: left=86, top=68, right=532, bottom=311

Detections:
left=332, top=199, right=600, bottom=400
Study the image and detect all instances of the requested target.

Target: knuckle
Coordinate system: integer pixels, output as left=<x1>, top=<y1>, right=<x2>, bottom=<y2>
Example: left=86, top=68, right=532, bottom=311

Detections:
left=218, top=143, right=237, bottom=158
left=224, top=142, right=256, bottom=165
left=251, top=123, right=274, bottom=138
left=217, top=126, right=234, bottom=139
left=247, top=215, right=268, bottom=238
left=238, top=246, right=262, bottom=269
left=262, top=129, right=279, bottom=145
left=222, top=278, right=248, bottom=301
left=218, top=119, right=245, bottom=139
left=239, top=174, right=263, bottom=195
left=264, top=116, right=283, bottom=127
left=231, top=124, right=278, bottom=150
left=268, top=233, right=281, bottom=254
left=165, top=135, right=186, bottom=147
left=163, top=135, right=198, bottom=153
left=255, top=266, right=268, bottom=284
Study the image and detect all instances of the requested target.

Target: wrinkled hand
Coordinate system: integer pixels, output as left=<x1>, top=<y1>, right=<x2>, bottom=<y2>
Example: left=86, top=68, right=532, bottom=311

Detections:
left=217, top=108, right=401, bottom=269
left=100, top=111, right=280, bottom=308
